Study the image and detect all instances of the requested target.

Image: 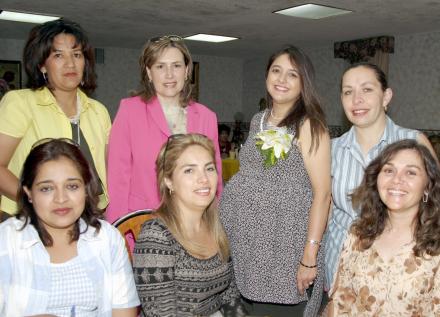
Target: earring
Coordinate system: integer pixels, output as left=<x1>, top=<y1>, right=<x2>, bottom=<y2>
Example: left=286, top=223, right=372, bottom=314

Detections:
left=423, top=191, right=429, bottom=203
left=80, top=80, right=84, bottom=86
left=42, top=72, right=47, bottom=82
left=28, top=197, right=33, bottom=203
left=169, top=188, right=174, bottom=195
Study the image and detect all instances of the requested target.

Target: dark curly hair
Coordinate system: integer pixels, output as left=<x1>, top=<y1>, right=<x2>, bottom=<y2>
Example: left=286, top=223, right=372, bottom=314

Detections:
left=17, top=138, right=103, bottom=246
left=265, top=45, right=327, bottom=153
left=351, top=139, right=440, bottom=257
left=23, top=18, right=97, bottom=95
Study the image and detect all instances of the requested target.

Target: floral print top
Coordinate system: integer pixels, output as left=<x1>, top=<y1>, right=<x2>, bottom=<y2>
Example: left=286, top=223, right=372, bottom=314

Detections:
left=330, top=233, right=440, bottom=316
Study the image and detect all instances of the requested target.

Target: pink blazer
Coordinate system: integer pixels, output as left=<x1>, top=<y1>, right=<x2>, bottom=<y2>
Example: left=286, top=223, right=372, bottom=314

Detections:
left=106, top=96, right=222, bottom=223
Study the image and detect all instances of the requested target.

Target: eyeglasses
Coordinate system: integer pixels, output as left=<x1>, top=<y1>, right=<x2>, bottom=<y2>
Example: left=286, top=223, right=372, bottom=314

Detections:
left=150, top=35, right=183, bottom=43
left=31, top=137, right=79, bottom=150
left=161, top=134, right=185, bottom=173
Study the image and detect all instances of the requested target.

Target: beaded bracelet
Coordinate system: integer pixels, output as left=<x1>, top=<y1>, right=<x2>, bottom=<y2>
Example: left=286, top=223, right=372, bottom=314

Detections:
left=300, top=261, right=317, bottom=268
left=307, top=239, right=321, bottom=246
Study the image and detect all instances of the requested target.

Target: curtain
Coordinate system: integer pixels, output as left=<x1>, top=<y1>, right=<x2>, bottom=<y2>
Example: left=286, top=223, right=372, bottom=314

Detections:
left=334, top=36, right=394, bottom=75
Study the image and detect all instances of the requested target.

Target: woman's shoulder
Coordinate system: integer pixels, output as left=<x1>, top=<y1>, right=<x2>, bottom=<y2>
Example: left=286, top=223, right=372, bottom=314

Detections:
left=118, top=95, right=148, bottom=109
left=81, top=219, right=121, bottom=242
left=340, top=231, right=364, bottom=258
left=0, top=217, right=24, bottom=235
left=96, top=218, right=119, bottom=234
left=112, top=96, right=149, bottom=120
left=244, top=111, right=265, bottom=133
left=84, top=97, right=111, bottom=120
left=253, top=110, right=265, bottom=119
left=138, top=217, right=175, bottom=245
left=249, top=110, right=265, bottom=126
left=0, top=217, right=36, bottom=248
left=331, top=129, right=352, bottom=148
left=4, top=88, right=34, bottom=98
left=0, top=89, right=35, bottom=107
left=84, top=95, right=108, bottom=111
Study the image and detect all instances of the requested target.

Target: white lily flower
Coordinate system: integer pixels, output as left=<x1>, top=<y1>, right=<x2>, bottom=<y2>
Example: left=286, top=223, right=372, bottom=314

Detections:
left=255, top=128, right=294, bottom=167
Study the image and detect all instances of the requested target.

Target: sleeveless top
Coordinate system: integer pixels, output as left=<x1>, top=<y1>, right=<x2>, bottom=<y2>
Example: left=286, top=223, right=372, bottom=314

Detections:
left=220, top=110, right=324, bottom=316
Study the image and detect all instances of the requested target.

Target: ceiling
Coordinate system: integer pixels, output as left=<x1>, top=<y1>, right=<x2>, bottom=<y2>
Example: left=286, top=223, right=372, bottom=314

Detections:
left=1, top=0, right=440, bottom=58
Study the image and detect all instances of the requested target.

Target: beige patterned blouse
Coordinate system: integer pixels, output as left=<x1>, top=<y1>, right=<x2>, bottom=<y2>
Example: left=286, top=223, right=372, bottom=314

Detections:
left=329, top=233, right=440, bottom=316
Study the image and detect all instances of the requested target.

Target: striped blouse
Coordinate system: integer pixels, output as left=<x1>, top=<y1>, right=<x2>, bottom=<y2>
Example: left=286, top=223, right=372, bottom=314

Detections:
left=324, top=116, right=418, bottom=289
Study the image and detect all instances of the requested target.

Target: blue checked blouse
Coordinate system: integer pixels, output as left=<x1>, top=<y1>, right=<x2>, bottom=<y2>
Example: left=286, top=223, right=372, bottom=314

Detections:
left=324, top=116, right=418, bottom=289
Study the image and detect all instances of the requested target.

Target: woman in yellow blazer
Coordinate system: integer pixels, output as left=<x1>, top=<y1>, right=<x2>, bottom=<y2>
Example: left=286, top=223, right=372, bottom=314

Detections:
left=0, top=19, right=111, bottom=218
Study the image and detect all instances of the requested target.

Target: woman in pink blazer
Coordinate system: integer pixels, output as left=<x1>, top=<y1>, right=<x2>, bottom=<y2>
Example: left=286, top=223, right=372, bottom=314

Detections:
left=107, top=35, right=222, bottom=224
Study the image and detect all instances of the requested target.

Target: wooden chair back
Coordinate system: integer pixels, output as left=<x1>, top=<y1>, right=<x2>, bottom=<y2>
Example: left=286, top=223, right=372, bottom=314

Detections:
left=112, top=209, right=156, bottom=262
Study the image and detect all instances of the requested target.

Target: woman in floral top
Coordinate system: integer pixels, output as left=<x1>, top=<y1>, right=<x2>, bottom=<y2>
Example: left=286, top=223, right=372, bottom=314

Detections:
left=329, top=139, right=440, bottom=316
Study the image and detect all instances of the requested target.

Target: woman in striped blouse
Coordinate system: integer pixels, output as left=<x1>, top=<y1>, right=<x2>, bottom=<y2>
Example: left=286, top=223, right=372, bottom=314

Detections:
left=324, top=62, right=436, bottom=290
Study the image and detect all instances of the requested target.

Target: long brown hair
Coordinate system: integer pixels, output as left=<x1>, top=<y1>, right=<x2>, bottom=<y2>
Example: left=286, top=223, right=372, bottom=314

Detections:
left=137, top=36, right=193, bottom=107
left=351, top=139, right=440, bottom=257
left=17, top=139, right=103, bottom=246
left=265, top=45, right=327, bottom=153
left=155, top=133, right=229, bottom=261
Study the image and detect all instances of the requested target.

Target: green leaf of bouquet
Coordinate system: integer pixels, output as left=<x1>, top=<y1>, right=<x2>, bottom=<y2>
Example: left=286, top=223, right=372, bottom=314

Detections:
left=270, top=150, right=276, bottom=165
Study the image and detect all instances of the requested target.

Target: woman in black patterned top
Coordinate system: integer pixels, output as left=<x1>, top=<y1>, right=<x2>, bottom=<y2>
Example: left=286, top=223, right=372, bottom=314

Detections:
left=220, top=46, right=331, bottom=316
left=133, top=133, right=244, bottom=317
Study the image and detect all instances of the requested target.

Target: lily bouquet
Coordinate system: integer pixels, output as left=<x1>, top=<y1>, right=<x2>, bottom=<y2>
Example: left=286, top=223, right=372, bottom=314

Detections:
left=255, top=127, right=294, bottom=167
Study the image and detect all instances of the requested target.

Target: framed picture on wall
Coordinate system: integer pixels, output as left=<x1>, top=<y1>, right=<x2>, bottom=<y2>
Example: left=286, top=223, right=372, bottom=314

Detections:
left=0, top=60, right=22, bottom=91
left=191, top=61, right=199, bottom=101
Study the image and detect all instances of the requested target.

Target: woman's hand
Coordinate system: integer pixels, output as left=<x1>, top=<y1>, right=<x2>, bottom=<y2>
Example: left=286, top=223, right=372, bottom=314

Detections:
left=296, top=262, right=317, bottom=296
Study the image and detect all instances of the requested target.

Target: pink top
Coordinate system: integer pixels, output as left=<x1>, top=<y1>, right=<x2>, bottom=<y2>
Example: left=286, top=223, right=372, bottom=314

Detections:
left=106, top=96, right=222, bottom=223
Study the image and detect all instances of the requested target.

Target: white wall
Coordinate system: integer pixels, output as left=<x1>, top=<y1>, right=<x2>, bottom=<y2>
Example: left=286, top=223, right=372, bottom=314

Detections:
left=194, top=54, right=243, bottom=122
left=388, top=31, right=440, bottom=130
left=1, top=30, right=440, bottom=129
left=93, top=46, right=140, bottom=117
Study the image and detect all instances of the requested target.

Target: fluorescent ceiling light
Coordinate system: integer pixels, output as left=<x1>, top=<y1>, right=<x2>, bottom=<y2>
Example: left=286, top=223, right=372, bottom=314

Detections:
left=274, top=4, right=352, bottom=19
left=0, top=10, right=60, bottom=23
left=184, top=34, right=238, bottom=43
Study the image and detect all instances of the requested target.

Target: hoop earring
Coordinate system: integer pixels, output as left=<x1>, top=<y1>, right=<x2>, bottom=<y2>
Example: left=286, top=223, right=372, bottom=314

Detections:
left=423, top=191, right=429, bottom=203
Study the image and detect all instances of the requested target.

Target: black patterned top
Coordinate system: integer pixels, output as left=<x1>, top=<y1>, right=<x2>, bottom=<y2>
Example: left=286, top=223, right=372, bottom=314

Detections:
left=133, top=218, right=240, bottom=317
left=220, top=110, right=325, bottom=316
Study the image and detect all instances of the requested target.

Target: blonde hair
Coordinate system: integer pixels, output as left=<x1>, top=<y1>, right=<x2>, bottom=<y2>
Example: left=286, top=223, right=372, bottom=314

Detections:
left=137, top=36, right=193, bottom=107
left=156, top=133, right=230, bottom=261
